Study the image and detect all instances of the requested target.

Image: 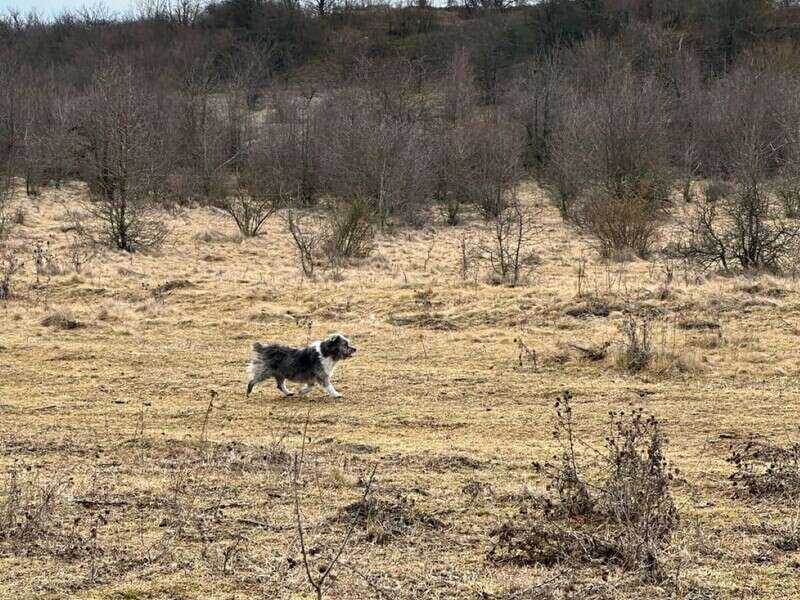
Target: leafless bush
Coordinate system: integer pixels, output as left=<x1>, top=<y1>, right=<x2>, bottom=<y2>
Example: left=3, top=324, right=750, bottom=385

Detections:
left=431, top=124, right=473, bottom=226
left=1, top=465, right=71, bottom=544
left=265, top=89, right=319, bottom=206
left=508, top=57, right=560, bottom=172
left=73, top=60, right=168, bottom=252
left=442, top=45, right=475, bottom=123
left=704, top=181, right=733, bottom=204
left=0, top=249, right=22, bottom=300
left=215, top=140, right=285, bottom=237
left=478, top=200, right=540, bottom=286
left=317, top=87, right=433, bottom=228
left=325, top=199, right=375, bottom=260
left=776, top=171, right=800, bottom=219
left=286, top=210, right=325, bottom=278
left=467, top=119, right=523, bottom=220
left=547, top=52, right=671, bottom=256
left=66, top=233, right=97, bottom=273
left=0, top=174, right=12, bottom=241
left=491, top=392, right=678, bottom=582
left=678, top=183, right=800, bottom=273
left=168, top=58, right=230, bottom=205
left=292, top=416, right=378, bottom=600
left=617, top=314, right=653, bottom=373
left=677, top=68, right=800, bottom=271
left=728, top=438, right=800, bottom=499
left=578, top=192, right=661, bottom=259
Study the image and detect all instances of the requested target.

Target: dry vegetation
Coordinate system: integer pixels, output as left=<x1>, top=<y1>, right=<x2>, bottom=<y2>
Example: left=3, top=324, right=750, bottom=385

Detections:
left=1, top=181, right=800, bottom=599
left=3, top=0, right=800, bottom=598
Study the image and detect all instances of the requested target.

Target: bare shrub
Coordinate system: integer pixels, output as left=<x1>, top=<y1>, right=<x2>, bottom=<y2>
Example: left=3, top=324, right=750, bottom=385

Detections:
left=215, top=140, right=285, bottom=237
left=728, top=438, right=800, bottom=499
left=617, top=314, right=653, bottom=373
left=678, top=183, right=800, bottom=273
left=0, top=249, right=22, bottom=300
left=41, top=309, right=83, bottom=330
left=776, top=171, right=800, bottom=219
left=292, top=416, right=378, bottom=600
left=468, top=118, right=523, bottom=220
left=677, top=67, right=800, bottom=272
left=73, top=61, right=168, bottom=252
left=1, top=465, right=71, bottom=544
left=508, top=57, right=560, bottom=172
left=325, top=199, right=375, bottom=260
left=547, top=50, right=671, bottom=257
left=491, top=392, right=678, bottom=582
left=286, top=210, right=325, bottom=278
left=66, top=233, right=97, bottom=273
left=431, top=124, right=473, bottom=226
left=317, top=86, right=433, bottom=228
left=266, top=89, right=319, bottom=206
left=478, top=200, right=540, bottom=286
left=704, top=181, right=733, bottom=204
left=442, top=45, right=476, bottom=123
left=578, top=192, right=660, bottom=259
left=168, top=59, right=231, bottom=204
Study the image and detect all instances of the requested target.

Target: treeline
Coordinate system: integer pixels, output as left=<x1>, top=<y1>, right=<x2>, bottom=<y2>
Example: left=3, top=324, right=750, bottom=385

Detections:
left=2, top=0, right=800, bottom=274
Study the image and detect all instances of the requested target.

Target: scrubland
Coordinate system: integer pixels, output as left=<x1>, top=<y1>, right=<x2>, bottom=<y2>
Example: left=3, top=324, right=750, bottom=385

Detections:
left=1, top=182, right=800, bottom=599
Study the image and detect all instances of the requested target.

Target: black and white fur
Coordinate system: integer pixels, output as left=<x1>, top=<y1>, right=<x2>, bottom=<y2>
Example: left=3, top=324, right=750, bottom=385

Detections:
left=246, top=334, right=356, bottom=398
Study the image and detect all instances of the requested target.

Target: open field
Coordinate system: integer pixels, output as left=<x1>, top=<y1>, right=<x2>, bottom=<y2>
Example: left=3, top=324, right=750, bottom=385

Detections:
left=2, top=183, right=800, bottom=599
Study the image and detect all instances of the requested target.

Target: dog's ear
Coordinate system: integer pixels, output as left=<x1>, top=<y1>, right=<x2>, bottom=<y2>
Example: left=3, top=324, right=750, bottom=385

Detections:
left=319, top=335, right=338, bottom=357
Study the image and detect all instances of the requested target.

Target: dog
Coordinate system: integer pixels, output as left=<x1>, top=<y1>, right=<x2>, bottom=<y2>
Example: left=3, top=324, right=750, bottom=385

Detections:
left=246, top=334, right=356, bottom=398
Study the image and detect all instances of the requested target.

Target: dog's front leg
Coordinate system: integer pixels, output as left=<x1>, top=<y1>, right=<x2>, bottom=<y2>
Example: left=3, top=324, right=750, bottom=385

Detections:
left=321, top=376, right=342, bottom=398
left=299, top=383, right=314, bottom=396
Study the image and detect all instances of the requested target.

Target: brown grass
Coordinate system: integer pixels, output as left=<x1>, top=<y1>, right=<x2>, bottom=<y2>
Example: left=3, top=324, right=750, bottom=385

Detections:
left=1, top=182, right=800, bottom=598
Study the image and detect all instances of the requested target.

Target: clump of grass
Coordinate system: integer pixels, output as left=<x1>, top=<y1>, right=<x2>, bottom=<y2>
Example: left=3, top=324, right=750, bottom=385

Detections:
left=490, top=392, right=678, bottom=582
left=41, top=309, right=83, bottom=330
left=337, top=494, right=444, bottom=545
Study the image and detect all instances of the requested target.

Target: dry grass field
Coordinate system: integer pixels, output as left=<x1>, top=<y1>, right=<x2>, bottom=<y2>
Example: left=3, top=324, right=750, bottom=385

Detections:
left=2, top=182, right=800, bottom=599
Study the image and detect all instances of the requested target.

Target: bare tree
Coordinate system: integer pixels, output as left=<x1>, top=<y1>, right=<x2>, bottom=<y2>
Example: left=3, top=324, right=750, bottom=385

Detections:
left=442, top=45, right=475, bottom=123
left=467, top=118, right=523, bottom=220
left=548, top=52, right=672, bottom=257
left=318, top=86, right=432, bottom=228
left=431, top=124, right=472, bottom=226
left=72, top=60, right=168, bottom=252
left=677, top=67, right=800, bottom=272
left=216, top=141, right=285, bottom=237
left=305, top=0, right=337, bottom=17
left=508, top=56, right=560, bottom=172
left=478, top=199, right=540, bottom=286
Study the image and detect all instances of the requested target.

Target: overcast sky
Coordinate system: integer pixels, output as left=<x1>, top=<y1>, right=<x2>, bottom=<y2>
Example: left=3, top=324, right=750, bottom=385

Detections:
left=1, top=0, right=135, bottom=18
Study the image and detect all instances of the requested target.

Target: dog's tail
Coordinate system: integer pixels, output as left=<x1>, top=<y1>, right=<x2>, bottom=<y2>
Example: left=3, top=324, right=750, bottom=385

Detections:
left=247, top=342, right=266, bottom=380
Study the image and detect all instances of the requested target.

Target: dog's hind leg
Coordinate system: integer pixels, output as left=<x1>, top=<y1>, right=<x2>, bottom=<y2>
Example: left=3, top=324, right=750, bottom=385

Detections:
left=299, top=383, right=314, bottom=396
left=276, top=377, right=295, bottom=397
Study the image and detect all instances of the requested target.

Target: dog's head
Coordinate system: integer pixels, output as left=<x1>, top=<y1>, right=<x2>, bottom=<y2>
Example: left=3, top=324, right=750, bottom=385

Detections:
left=319, top=334, right=356, bottom=361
